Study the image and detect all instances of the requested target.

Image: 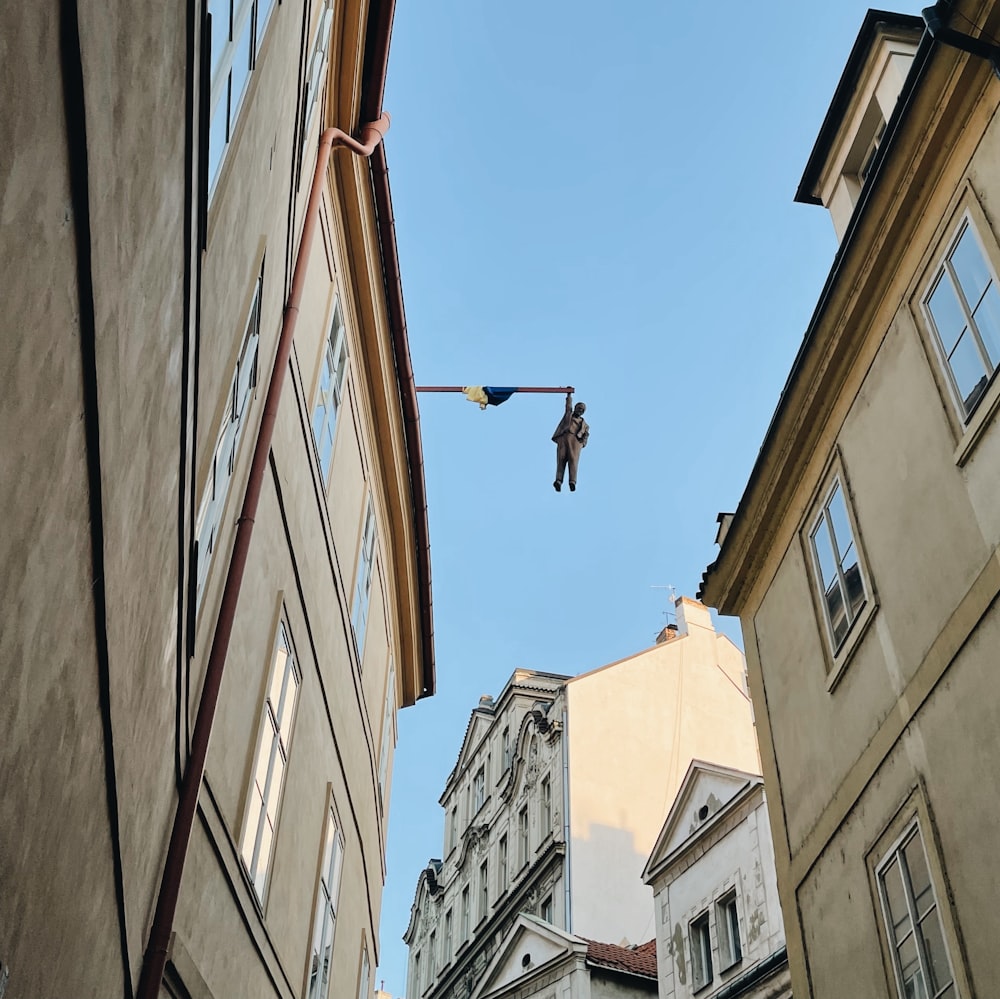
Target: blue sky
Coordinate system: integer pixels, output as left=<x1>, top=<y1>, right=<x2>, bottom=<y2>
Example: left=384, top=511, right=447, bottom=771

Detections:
left=375, top=3, right=922, bottom=993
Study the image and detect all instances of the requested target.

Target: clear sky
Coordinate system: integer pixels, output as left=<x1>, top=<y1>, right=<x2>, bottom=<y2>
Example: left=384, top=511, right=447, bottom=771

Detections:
left=374, top=2, right=923, bottom=994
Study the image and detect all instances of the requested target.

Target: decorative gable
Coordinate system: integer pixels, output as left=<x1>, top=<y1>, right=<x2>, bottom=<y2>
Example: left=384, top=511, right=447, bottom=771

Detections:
left=642, top=760, right=761, bottom=884
left=470, top=914, right=584, bottom=999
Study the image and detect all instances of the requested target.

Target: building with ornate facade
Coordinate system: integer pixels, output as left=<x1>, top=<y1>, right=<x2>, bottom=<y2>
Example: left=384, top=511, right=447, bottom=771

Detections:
left=0, top=1, right=432, bottom=997
left=700, top=3, right=1000, bottom=997
left=404, top=599, right=760, bottom=999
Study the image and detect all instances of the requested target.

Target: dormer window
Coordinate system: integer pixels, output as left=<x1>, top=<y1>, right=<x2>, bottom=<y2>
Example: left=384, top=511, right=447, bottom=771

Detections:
left=858, top=117, right=886, bottom=184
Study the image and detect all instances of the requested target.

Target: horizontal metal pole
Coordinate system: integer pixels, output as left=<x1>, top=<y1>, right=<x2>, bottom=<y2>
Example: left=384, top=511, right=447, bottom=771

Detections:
left=415, top=385, right=575, bottom=394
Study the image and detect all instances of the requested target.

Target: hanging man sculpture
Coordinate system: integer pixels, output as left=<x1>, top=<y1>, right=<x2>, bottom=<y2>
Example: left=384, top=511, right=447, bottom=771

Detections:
left=552, top=393, right=589, bottom=491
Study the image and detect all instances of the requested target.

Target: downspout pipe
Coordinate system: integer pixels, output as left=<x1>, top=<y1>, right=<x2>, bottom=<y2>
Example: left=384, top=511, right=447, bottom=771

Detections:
left=136, top=115, right=389, bottom=999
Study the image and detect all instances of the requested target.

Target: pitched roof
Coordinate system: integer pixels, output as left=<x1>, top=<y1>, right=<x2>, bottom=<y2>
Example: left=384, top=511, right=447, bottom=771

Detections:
left=583, top=938, right=658, bottom=979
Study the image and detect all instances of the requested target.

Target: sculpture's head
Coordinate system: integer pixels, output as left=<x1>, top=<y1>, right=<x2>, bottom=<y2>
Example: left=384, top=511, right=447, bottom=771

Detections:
left=573, top=402, right=586, bottom=416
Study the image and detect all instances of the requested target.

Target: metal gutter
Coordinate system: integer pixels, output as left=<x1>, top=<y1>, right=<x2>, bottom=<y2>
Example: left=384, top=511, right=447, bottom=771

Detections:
left=713, top=946, right=789, bottom=999
left=362, top=0, right=436, bottom=699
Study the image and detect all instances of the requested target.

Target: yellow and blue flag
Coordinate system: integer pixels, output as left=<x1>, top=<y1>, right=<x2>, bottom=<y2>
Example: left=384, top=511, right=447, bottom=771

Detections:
left=462, top=386, right=519, bottom=410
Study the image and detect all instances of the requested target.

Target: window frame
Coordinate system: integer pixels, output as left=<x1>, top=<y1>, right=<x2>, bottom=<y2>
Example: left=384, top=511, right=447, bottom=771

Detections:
left=311, top=296, right=348, bottom=488
left=921, top=211, right=1000, bottom=424
left=498, top=833, right=508, bottom=892
left=240, top=611, right=300, bottom=902
left=305, top=796, right=345, bottom=999
left=518, top=804, right=529, bottom=868
left=473, top=766, right=485, bottom=814
left=540, top=895, right=553, bottom=923
left=351, top=494, right=378, bottom=657
left=443, top=909, right=453, bottom=968
left=356, top=943, right=370, bottom=999
left=479, top=859, right=489, bottom=923
left=689, top=911, right=713, bottom=992
left=716, top=889, right=742, bottom=972
left=540, top=773, right=552, bottom=833
left=866, top=787, right=969, bottom=999
left=206, top=0, right=278, bottom=201
left=377, top=660, right=396, bottom=806
left=911, top=186, right=1000, bottom=466
left=801, top=452, right=877, bottom=689
left=195, top=270, right=262, bottom=607
left=461, top=884, right=471, bottom=941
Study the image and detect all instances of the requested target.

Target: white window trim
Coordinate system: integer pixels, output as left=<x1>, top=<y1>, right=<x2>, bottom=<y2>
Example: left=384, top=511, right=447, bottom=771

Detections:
left=875, top=820, right=959, bottom=999
left=207, top=0, right=278, bottom=199
left=241, top=613, right=300, bottom=901
left=921, top=211, right=1000, bottom=425
left=306, top=798, right=346, bottom=999
left=195, top=271, right=262, bottom=605
left=301, top=0, right=334, bottom=156
left=689, top=911, right=713, bottom=992
left=351, top=495, right=378, bottom=657
left=716, top=889, right=742, bottom=972
left=378, top=660, right=396, bottom=805
left=356, top=944, right=370, bottom=999
left=801, top=453, right=878, bottom=691
left=311, top=297, right=348, bottom=488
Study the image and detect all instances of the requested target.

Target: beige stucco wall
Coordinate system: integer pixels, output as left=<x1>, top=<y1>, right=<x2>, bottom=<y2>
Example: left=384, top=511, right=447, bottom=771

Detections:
left=0, top=0, right=419, bottom=995
left=566, top=601, right=759, bottom=947
left=704, top=8, right=1000, bottom=995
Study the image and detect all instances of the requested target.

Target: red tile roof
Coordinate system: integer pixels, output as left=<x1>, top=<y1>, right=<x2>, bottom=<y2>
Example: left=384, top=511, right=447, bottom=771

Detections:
left=584, top=938, right=658, bottom=979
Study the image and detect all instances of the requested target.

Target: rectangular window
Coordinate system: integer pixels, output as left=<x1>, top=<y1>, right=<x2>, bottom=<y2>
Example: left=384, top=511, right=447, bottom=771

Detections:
left=518, top=805, right=529, bottom=867
left=449, top=806, right=458, bottom=854
left=924, top=215, right=1000, bottom=419
left=809, top=478, right=866, bottom=651
left=479, top=860, right=488, bottom=922
left=411, top=952, right=421, bottom=999
left=378, top=661, right=396, bottom=803
left=195, top=272, right=261, bottom=602
left=241, top=616, right=300, bottom=898
left=357, top=945, right=370, bottom=999
left=690, top=912, right=713, bottom=991
left=428, top=930, right=436, bottom=980
left=207, top=0, right=276, bottom=196
left=301, top=0, right=334, bottom=154
left=717, top=891, right=742, bottom=970
left=461, top=884, right=471, bottom=940
left=306, top=803, right=345, bottom=999
left=473, top=767, right=485, bottom=814
left=540, top=895, right=553, bottom=923
left=311, top=298, right=348, bottom=486
left=540, top=774, right=551, bottom=832
left=498, top=834, right=508, bottom=891
left=351, top=496, right=377, bottom=656
left=502, top=727, right=511, bottom=770
left=443, top=910, right=453, bottom=966
left=877, top=823, right=957, bottom=999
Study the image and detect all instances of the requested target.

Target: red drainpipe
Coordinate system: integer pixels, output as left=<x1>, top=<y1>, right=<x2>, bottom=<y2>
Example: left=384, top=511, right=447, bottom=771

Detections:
left=136, top=113, right=390, bottom=999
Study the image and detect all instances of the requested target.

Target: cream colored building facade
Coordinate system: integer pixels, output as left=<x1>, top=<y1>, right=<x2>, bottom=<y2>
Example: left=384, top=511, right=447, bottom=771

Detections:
left=701, top=5, right=1000, bottom=998
left=404, top=599, right=760, bottom=999
left=643, top=762, right=791, bottom=999
left=0, top=1, right=432, bottom=997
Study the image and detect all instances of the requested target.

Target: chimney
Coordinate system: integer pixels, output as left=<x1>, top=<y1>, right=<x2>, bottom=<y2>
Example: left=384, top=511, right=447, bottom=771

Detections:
left=674, top=596, right=712, bottom=636
left=655, top=624, right=679, bottom=644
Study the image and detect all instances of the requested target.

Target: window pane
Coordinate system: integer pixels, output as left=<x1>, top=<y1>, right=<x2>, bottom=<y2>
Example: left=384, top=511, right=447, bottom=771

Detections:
left=897, top=933, right=926, bottom=999
left=208, top=82, right=229, bottom=189
left=826, top=485, right=854, bottom=564
left=972, top=282, right=1000, bottom=368
left=929, top=277, right=968, bottom=354
left=208, top=0, right=230, bottom=79
left=883, top=859, right=912, bottom=945
left=950, top=224, right=992, bottom=309
left=254, top=816, right=274, bottom=892
left=841, top=543, right=865, bottom=620
left=230, top=10, right=253, bottom=119
left=918, top=912, right=953, bottom=994
left=948, top=328, right=989, bottom=415
left=825, top=577, right=848, bottom=647
left=257, top=0, right=276, bottom=52
left=903, top=835, right=934, bottom=918
left=811, top=520, right=838, bottom=589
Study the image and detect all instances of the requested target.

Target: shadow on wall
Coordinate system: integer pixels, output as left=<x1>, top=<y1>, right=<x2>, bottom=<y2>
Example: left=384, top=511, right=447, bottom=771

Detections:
left=572, top=822, right=655, bottom=945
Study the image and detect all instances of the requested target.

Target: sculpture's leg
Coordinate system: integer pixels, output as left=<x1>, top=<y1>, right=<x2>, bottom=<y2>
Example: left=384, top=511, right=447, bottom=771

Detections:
left=568, top=445, right=579, bottom=491
left=554, top=439, right=567, bottom=491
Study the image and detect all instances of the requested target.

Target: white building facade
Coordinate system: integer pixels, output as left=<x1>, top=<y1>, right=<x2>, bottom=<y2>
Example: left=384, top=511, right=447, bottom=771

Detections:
left=404, top=599, right=761, bottom=999
left=643, top=763, right=791, bottom=999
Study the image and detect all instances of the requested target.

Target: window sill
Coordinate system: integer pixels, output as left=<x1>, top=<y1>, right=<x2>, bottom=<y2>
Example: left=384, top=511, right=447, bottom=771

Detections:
left=953, top=368, right=1000, bottom=467
left=825, top=598, right=878, bottom=694
left=719, top=955, right=743, bottom=976
left=692, top=980, right=713, bottom=995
